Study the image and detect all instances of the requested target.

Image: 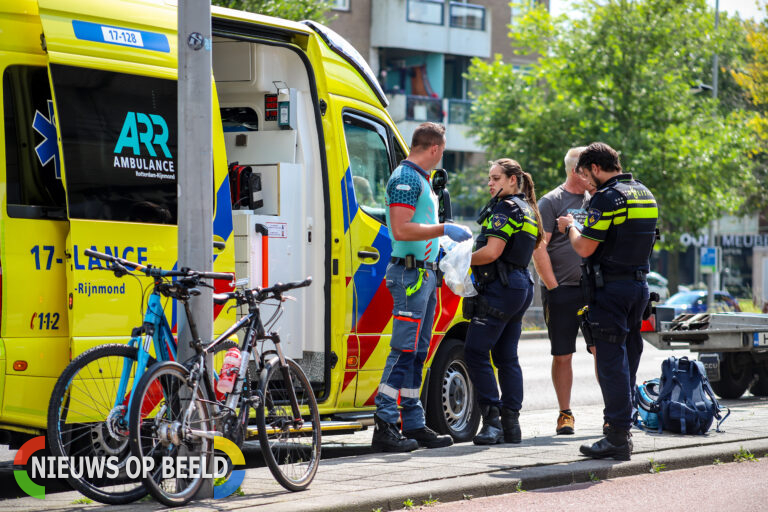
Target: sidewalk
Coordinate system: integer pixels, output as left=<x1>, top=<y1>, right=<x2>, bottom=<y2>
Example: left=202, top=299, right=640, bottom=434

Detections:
left=8, top=396, right=768, bottom=511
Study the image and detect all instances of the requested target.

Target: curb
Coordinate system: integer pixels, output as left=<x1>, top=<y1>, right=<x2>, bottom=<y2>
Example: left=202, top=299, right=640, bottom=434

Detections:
left=249, top=438, right=768, bottom=512
left=520, top=330, right=547, bottom=340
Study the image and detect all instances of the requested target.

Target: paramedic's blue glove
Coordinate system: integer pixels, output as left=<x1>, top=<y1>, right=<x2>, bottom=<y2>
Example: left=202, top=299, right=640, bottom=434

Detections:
left=443, top=223, right=472, bottom=242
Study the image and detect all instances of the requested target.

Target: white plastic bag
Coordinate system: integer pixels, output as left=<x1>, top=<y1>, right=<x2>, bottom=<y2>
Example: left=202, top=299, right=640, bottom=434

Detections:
left=439, top=235, right=477, bottom=297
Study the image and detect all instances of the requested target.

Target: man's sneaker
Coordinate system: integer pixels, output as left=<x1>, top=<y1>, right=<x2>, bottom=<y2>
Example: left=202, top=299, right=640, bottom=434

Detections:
left=402, top=426, right=453, bottom=448
left=556, top=411, right=575, bottom=435
left=371, top=414, right=419, bottom=453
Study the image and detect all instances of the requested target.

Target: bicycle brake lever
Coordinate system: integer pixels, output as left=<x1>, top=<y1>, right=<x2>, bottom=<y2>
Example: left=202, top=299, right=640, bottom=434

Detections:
left=282, top=294, right=297, bottom=303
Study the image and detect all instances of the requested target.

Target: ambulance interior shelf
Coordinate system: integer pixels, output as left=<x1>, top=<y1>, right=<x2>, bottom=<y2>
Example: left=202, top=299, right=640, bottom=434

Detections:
left=224, top=128, right=297, bottom=214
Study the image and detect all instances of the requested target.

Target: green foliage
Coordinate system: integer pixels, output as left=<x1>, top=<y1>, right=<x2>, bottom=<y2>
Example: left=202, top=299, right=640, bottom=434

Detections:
left=211, top=0, right=335, bottom=23
left=713, top=458, right=724, bottom=465
left=70, top=497, right=94, bottom=504
left=588, top=472, right=600, bottom=482
left=422, top=495, right=440, bottom=506
left=463, top=493, right=474, bottom=500
left=467, top=0, right=758, bottom=246
left=515, top=481, right=527, bottom=492
left=403, top=497, right=415, bottom=509
left=734, top=446, right=759, bottom=462
left=649, top=458, right=667, bottom=473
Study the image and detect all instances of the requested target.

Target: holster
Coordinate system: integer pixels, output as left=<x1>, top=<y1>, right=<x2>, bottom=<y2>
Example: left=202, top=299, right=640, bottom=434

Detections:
left=462, top=294, right=510, bottom=321
left=473, top=260, right=510, bottom=288
left=580, top=263, right=595, bottom=304
left=577, top=306, right=595, bottom=353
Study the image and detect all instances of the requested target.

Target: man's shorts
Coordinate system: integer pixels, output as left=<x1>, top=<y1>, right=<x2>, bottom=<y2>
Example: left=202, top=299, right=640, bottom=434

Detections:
left=541, top=285, right=585, bottom=356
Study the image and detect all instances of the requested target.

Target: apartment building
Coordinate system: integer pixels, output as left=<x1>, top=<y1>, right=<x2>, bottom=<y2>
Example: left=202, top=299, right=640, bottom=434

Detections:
left=329, top=0, right=547, bottom=175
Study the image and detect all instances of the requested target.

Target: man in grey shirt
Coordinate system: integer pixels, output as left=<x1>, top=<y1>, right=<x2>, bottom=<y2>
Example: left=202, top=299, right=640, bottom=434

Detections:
left=533, top=146, right=593, bottom=435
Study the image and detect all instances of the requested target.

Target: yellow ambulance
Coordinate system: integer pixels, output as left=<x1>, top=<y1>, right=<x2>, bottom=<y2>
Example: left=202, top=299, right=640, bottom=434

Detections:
left=0, top=0, right=479, bottom=448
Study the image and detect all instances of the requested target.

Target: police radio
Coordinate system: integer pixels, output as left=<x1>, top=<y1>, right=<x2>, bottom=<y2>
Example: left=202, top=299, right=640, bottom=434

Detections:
left=476, top=189, right=503, bottom=225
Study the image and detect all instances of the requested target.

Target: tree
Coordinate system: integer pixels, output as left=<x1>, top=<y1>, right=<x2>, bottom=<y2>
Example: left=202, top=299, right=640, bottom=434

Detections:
left=211, top=0, right=334, bottom=23
left=732, top=4, right=768, bottom=149
left=466, top=0, right=757, bottom=249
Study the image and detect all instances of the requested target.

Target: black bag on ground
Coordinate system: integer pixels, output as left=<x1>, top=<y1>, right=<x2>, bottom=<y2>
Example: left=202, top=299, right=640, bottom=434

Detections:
left=653, top=356, right=730, bottom=435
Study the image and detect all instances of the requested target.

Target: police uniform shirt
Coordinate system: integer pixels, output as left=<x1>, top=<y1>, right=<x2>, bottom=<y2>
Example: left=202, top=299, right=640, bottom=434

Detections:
left=580, top=173, right=658, bottom=273
left=476, top=194, right=538, bottom=267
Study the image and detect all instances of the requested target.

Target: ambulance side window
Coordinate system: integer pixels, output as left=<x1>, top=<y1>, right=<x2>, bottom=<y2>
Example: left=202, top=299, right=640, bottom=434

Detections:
left=50, top=64, right=177, bottom=224
left=3, top=65, right=66, bottom=219
left=342, top=113, right=391, bottom=224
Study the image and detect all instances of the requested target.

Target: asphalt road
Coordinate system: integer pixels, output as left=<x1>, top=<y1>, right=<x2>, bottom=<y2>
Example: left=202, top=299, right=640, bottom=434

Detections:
left=432, top=455, right=768, bottom=511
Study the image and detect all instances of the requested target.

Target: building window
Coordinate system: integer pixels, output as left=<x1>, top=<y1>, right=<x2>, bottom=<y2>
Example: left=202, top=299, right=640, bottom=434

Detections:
left=407, top=0, right=445, bottom=26
left=449, top=2, right=485, bottom=30
left=331, top=0, right=350, bottom=11
left=510, top=0, right=536, bottom=27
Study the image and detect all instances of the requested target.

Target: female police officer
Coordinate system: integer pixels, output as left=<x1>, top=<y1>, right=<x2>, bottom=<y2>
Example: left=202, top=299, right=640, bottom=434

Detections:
left=465, top=158, right=542, bottom=445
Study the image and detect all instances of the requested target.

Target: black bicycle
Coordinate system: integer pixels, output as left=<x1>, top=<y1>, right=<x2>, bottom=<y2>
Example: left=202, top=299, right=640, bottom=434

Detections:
left=127, top=277, right=321, bottom=506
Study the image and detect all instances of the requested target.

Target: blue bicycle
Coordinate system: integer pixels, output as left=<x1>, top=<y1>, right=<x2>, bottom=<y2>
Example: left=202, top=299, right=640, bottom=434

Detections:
left=46, top=249, right=234, bottom=504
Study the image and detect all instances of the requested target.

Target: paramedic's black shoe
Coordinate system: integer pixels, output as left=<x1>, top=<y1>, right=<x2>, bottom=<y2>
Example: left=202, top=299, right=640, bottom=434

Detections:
left=473, top=405, right=504, bottom=445
left=371, top=414, right=418, bottom=453
left=402, top=426, right=453, bottom=448
left=501, top=407, right=522, bottom=443
left=580, top=426, right=632, bottom=461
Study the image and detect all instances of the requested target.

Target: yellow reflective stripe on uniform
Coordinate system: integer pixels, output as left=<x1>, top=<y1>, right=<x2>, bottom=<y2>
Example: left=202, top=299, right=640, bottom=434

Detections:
left=628, top=207, right=659, bottom=219
left=590, top=219, right=612, bottom=231
left=627, top=199, right=656, bottom=204
left=522, top=221, right=538, bottom=237
left=500, top=223, right=517, bottom=236
left=508, top=217, right=522, bottom=227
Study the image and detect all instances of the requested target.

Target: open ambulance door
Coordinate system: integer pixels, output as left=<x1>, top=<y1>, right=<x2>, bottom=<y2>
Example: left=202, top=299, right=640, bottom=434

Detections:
left=37, top=1, right=233, bottom=357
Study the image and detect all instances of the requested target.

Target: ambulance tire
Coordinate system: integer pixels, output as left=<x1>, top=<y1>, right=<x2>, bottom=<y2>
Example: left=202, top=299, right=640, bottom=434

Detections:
left=47, top=344, right=153, bottom=504
left=711, top=353, right=751, bottom=399
left=425, top=338, right=481, bottom=443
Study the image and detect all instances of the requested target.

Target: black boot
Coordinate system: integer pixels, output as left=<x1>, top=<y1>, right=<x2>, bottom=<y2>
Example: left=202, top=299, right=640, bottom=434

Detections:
left=501, top=407, right=521, bottom=444
left=473, top=405, right=504, bottom=445
left=402, top=426, right=453, bottom=448
left=579, top=425, right=633, bottom=461
left=371, top=414, right=419, bottom=453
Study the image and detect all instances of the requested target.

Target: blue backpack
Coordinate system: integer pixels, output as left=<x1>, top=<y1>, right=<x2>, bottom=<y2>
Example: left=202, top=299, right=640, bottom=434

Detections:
left=634, top=378, right=660, bottom=430
left=654, top=356, right=729, bottom=435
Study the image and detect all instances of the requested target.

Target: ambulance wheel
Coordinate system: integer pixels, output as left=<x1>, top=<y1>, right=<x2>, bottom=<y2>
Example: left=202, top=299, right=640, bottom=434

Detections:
left=749, top=365, right=768, bottom=397
left=711, top=353, right=751, bottom=399
left=426, top=338, right=480, bottom=442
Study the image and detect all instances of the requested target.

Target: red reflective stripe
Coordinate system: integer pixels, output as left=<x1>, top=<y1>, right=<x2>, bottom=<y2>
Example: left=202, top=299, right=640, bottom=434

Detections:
left=394, top=315, right=421, bottom=352
left=390, top=203, right=416, bottom=210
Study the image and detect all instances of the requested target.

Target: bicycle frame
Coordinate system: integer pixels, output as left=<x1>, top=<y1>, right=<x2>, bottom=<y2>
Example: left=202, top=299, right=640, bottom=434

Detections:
left=115, top=284, right=177, bottom=426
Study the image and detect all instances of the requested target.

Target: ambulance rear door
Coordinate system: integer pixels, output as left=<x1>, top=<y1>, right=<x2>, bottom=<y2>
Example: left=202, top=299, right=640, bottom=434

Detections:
left=38, top=0, right=184, bottom=356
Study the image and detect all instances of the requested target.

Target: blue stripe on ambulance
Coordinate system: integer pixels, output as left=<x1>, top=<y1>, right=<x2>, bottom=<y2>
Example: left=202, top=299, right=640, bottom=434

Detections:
left=353, top=224, right=392, bottom=325
left=341, top=167, right=358, bottom=233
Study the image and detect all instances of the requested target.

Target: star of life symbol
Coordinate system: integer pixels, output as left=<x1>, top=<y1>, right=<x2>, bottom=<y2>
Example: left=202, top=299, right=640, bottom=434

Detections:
left=32, top=99, right=61, bottom=179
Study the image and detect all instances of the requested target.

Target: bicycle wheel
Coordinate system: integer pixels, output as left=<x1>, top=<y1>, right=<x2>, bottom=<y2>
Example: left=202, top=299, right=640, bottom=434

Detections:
left=128, top=361, right=212, bottom=507
left=256, top=357, right=321, bottom=491
left=47, top=344, right=153, bottom=504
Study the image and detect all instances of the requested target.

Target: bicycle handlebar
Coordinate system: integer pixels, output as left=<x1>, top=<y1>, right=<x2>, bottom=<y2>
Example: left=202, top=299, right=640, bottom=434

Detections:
left=83, top=249, right=234, bottom=282
left=258, top=277, right=312, bottom=298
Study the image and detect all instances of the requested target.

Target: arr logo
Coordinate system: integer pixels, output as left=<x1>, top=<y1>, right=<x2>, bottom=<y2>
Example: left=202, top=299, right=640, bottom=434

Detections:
left=14, top=436, right=45, bottom=499
left=114, top=111, right=172, bottom=158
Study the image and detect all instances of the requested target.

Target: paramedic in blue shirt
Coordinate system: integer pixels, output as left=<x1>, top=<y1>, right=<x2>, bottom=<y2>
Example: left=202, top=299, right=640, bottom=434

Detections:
left=559, top=142, right=658, bottom=461
left=371, top=122, right=473, bottom=453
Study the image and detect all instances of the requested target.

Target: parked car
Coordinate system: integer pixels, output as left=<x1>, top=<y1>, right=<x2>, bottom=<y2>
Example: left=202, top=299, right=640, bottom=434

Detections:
left=646, top=271, right=669, bottom=301
left=665, top=290, right=741, bottom=316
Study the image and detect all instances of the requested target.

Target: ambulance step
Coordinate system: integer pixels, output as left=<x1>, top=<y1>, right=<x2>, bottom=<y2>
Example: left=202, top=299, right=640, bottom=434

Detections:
left=245, top=420, right=363, bottom=438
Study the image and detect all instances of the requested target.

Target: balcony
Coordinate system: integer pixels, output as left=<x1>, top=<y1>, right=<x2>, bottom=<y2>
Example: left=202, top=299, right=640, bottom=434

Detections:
left=372, top=0, right=490, bottom=59
left=387, top=93, right=481, bottom=153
